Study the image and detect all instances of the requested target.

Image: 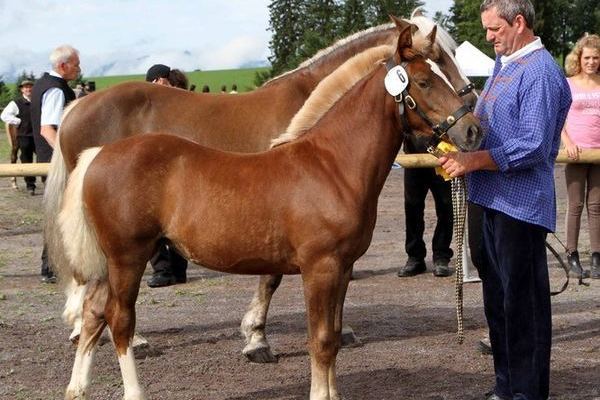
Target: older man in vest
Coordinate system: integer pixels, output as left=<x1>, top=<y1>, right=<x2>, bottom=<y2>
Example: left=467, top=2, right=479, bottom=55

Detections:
left=31, top=44, right=80, bottom=283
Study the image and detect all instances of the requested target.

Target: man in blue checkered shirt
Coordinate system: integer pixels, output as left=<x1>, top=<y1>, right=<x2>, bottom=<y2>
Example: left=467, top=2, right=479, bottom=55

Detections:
left=440, top=1, right=572, bottom=399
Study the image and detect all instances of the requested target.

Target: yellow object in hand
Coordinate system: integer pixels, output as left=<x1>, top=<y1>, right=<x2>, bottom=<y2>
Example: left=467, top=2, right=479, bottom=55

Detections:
left=433, top=141, right=458, bottom=181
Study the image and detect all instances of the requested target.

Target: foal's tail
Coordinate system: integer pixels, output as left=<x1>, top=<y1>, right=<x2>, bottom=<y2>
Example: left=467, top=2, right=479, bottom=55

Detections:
left=58, top=147, right=107, bottom=282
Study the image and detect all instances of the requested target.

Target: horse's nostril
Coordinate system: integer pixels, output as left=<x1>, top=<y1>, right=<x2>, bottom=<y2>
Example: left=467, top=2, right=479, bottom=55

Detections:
left=467, top=125, right=480, bottom=144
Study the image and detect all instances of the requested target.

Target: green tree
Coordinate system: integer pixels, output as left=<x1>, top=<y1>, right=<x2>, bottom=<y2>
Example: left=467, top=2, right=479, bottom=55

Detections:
left=340, top=0, right=368, bottom=35
left=364, top=0, right=425, bottom=25
left=296, top=0, right=342, bottom=60
left=267, top=0, right=306, bottom=76
left=0, top=77, right=12, bottom=110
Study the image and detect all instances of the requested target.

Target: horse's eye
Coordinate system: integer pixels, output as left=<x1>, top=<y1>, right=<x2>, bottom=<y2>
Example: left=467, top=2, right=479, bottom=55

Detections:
left=417, top=80, right=431, bottom=89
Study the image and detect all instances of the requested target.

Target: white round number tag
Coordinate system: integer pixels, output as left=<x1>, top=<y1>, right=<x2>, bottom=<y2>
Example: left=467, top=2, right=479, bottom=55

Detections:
left=384, top=65, right=409, bottom=96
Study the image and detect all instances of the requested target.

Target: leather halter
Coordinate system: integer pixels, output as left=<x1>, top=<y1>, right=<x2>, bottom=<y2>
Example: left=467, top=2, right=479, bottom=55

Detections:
left=456, top=82, right=476, bottom=98
left=385, top=58, right=472, bottom=151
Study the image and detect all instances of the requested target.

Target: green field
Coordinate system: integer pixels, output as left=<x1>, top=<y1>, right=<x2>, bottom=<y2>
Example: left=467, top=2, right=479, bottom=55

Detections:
left=91, top=67, right=269, bottom=93
left=4, top=66, right=270, bottom=94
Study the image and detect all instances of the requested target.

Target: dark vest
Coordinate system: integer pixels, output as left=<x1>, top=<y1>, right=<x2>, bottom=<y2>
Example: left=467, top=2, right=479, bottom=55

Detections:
left=31, top=72, right=76, bottom=161
left=14, top=97, right=32, bottom=137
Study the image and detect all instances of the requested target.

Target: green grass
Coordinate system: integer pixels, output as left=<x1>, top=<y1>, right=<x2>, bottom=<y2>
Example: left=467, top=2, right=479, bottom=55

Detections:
left=4, top=66, right=270, bottom=95
left=89, top=67, right=270, bottom=93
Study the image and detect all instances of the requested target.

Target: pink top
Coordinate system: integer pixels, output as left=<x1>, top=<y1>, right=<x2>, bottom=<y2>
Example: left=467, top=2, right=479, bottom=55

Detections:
left=565, top=78, right=600, bottom=149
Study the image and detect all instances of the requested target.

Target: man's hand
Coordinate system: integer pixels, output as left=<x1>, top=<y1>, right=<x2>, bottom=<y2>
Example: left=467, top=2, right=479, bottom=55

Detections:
left=439, top=150, right=498, bottom=178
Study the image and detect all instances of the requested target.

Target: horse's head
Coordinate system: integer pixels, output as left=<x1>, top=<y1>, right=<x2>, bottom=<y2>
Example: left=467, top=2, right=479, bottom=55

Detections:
left=408, top=12, right=479, bottom=111
left=386, top=18, right=482, bottom=152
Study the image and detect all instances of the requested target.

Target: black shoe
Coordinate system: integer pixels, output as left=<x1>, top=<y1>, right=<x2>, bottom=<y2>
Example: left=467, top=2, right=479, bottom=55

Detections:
left=41, top=271, right=57, bottom=284
left=173, top=273, right=187, bottom=284
left=147, top=273, right=177, bottom=288
left=484, top=390, right=510, bottom=400
left=478, top=337, right=492, bottom=355
left=28, top=187, right=36, bottom=196
left=567, top=251, right=590, bottom=279
left=433, top=259, right=452, bottom=277
left=397, top=258, right=426, bottom=277
left=591, top=252, right=600, bottom=279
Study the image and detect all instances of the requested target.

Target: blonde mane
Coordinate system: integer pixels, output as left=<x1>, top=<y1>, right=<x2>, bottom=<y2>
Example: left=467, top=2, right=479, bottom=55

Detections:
left=270, top=44, right=395, bottom=148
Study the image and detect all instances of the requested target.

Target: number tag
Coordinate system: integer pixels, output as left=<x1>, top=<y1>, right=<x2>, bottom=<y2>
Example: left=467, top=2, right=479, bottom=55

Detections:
left=384, top=65, right=409, bottom=96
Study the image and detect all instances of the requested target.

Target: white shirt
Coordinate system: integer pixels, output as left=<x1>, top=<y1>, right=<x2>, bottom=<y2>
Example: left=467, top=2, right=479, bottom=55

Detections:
left=40, top=70, right=67, bottom=127
left=0, top=100, right=21, bottom=125
left=500, top=37, right=544, bottom=69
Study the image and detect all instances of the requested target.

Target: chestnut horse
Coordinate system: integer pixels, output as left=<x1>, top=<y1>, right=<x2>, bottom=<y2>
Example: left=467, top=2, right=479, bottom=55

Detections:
left=59, top=25, right=481, bottom=400
left=47, top=14, right=477, bottom=358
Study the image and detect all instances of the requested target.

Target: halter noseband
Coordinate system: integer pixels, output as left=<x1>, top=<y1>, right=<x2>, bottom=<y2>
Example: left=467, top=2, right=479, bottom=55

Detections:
left=385, top=58, right=472, bottom=151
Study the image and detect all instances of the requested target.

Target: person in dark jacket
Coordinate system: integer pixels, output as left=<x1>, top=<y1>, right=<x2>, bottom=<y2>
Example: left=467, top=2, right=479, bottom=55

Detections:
left=397, top=135, right=454, bottom=278
left=31, top=44, right=80, bottom=283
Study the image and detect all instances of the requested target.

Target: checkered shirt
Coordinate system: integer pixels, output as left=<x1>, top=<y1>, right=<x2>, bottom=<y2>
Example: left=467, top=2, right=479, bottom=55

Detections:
left=468, top=48, right=572, bottom=232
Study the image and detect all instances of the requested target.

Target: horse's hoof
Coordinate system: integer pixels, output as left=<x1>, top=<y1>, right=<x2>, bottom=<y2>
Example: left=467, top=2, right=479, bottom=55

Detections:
left=132, top=333, right=149, bottom=349
left=341, top=326, right=362, bottom=348
left=65, top=387, right=86, bottom=400
left=242, top=343, right=278, bottom=363
left=69, top=333, right=80, bottom=345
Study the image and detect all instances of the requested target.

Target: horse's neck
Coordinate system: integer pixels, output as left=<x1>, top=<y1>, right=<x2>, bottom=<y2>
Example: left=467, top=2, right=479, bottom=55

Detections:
left=303, top=68, right=402, bottom=196
left=299, top=29, right=396, bottom=88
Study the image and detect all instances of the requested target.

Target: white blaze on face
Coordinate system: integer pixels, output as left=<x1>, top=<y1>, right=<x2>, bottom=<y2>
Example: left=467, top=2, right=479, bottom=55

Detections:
left=426, top=59, right=454, bottom=90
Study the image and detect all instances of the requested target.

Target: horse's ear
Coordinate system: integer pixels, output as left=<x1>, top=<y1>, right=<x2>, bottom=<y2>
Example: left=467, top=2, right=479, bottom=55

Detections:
left=426, top=25, right=438, bottom=47
left=397, top=24, right=413, bottom=53
left=390, top=15, right=411, bottom=32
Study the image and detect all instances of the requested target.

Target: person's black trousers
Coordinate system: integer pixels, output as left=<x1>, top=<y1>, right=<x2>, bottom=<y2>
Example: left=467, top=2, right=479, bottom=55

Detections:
left=480, top=208, right=551, bottom=400
left=150, top=244, right=188, bottom=279
left=17, top=136, right=36, bottom=190
left=403, top=167, right=453, bottom=262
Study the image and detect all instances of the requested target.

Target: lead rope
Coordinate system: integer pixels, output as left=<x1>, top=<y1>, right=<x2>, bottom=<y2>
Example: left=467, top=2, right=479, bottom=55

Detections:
left=451, top=176, right=466, bottom=344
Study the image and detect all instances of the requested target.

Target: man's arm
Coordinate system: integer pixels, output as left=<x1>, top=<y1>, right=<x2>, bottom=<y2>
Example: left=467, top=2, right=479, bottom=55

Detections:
left=0, top=101, right=21, bottom=125
left=40, top=88, right=65, bottom=149
left=40, top=125, right=58, bottom=148
left=439, top=150, right=498, bottom=178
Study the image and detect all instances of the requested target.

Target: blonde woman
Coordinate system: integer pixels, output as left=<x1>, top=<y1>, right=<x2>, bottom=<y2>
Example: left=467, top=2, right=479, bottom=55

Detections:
left=562, top=33, right=600, bottom=279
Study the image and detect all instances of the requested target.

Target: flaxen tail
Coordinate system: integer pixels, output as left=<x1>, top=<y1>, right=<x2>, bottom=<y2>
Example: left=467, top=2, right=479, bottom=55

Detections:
left=58, top=147, right=107, bottom=282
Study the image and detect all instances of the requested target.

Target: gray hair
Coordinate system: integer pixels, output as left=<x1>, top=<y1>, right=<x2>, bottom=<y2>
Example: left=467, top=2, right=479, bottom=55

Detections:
left=480, top=0, right=535, bottom=28
left=49, top=45, right=79, bottom=68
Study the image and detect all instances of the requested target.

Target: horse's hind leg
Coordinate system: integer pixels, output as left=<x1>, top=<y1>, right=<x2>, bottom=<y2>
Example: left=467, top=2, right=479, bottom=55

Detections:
left=65, top=280, right=108, bottom=400
left=240, top=273, right=282, bottom=363
left=104, top=260, right=146, bottom=400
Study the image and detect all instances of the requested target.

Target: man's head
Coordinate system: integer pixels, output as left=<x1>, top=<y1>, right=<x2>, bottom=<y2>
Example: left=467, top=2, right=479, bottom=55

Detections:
left=18, top=80, right=34, bottom=98
left=480, top=0, right=535, bottom=56
left=50, top=45, right=81, bottom=81
left=145, top=64, right=172, bottom=86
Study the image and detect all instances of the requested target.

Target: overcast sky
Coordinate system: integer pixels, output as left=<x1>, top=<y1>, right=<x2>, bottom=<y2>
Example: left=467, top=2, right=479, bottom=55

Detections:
left=0, top=0, right=453, bottom=82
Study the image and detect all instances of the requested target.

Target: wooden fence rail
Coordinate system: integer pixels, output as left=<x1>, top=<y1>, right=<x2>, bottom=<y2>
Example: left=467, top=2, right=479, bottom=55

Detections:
left=0, top=149, right=599, bottom=177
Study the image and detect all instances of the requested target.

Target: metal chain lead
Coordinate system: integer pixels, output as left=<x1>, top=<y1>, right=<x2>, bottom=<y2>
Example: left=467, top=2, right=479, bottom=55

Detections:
left=451, top=176, right=466, bottom=344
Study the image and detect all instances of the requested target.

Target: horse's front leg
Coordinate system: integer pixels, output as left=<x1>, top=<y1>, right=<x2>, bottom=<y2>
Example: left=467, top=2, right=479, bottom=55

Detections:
left=104, top=260, right=146, bottom=400
left=303, top=258, right=345, bottom=400
left=65, top=280, right=108, bottom=400
left=240, top=274, right=282, bottom=363
left=328, top=265, right=353, bottom=400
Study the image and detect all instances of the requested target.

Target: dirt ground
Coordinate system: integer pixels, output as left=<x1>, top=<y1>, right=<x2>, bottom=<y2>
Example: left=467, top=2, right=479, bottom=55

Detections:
left=0, top=141, right=599, bottom=399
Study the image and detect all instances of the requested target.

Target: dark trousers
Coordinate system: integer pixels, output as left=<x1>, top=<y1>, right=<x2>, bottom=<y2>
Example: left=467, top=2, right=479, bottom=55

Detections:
left=150, top=244, right=188, bottom=279
left=403, top=167, right=453, bottom=262
left=17, top=136, right=36, bottom=190
left=479, top=208, right=551, bottom=400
